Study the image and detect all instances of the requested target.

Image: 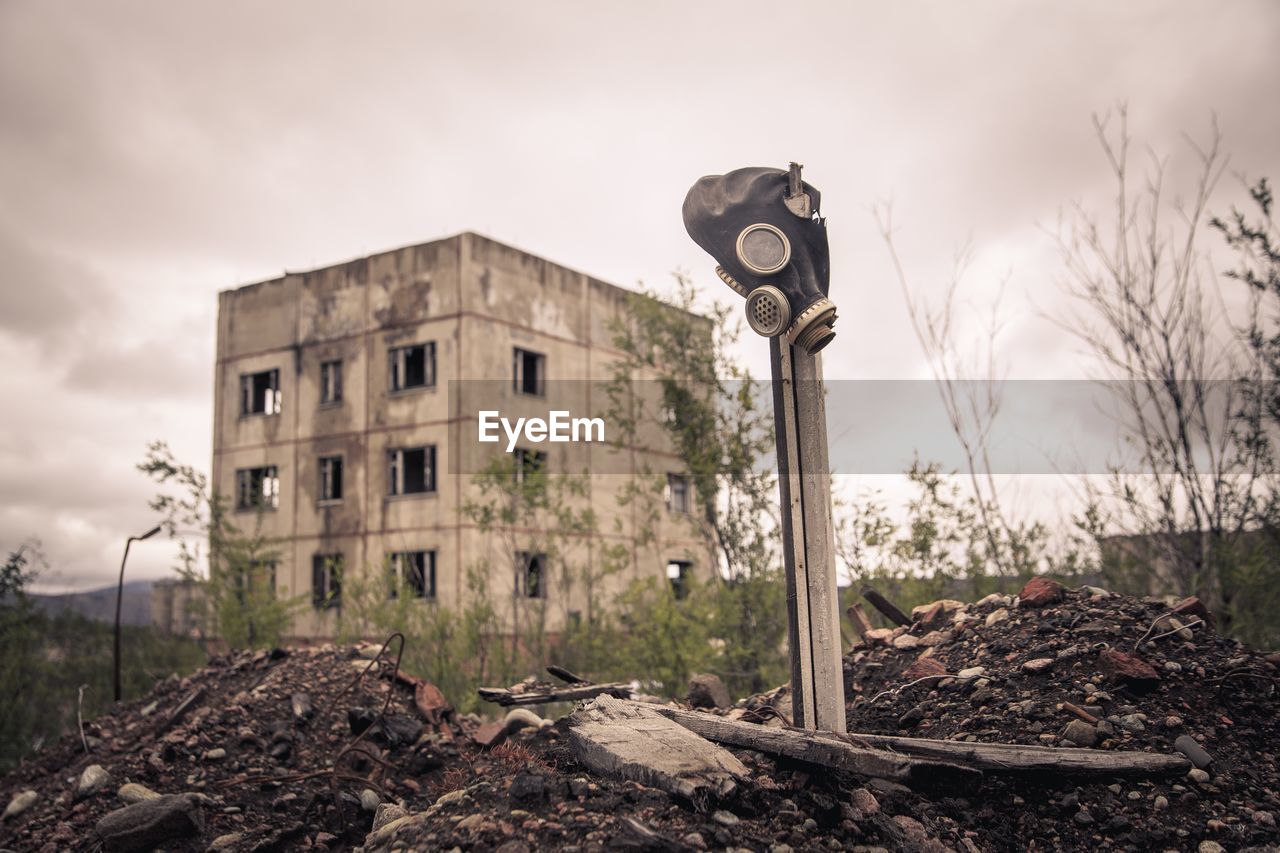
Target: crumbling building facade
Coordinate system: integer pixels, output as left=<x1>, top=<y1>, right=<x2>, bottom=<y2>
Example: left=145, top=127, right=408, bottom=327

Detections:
left=213, top=232, right=704, bottom=638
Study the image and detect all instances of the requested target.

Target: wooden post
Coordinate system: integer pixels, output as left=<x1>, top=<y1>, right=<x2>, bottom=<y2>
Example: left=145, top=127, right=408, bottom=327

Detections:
left=771, top=339, right=846, bottom=732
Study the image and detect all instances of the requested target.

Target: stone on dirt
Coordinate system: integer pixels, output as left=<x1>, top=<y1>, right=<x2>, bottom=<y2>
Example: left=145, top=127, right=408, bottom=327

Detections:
left=93, top=793, right=204, bottom=853
left=1018, top=576, right=1066, bottom=607
left=687, top=673, right=732, bottom=710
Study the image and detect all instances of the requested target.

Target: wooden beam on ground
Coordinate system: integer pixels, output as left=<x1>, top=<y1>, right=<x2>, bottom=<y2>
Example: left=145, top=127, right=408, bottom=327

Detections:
left=838, top=731, right=1191, bottom=777
left=478, top=682, right=632, bottom=707
left=569, top=696, right=746, bottom=803
left=861, top=587, right=911, bottom=627
left=653, top=705, right=978, bottom=790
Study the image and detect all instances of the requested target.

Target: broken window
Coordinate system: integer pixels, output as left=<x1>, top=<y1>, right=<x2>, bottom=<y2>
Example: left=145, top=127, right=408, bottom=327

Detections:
left=513, top=447, right=546, bottom=485
left=235, top=466, right=279, bottom=511
left=240, top=369, right=281, bottom=416
left=320, top=359, right=343, bottom=405
left=387, top=550, right=435, bottom=599
left=319, top=455, right=343, bottom=502
left=665, top=473, right=690, bottom=515
left=513, top=347, right=546, bottom=396
left=389, top=343, right=435, bottom=392
left=311, top=553, right=343, bottom=610
left=667, top=560, right=692, bottom=600
left=388, top=446, right=436, bottom=495
left=516, top=551, right=548, bottom=599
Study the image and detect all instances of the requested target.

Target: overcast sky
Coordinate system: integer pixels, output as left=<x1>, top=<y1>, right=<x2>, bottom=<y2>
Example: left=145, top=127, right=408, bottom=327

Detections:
left=2, top=1, right=1277, bottom=591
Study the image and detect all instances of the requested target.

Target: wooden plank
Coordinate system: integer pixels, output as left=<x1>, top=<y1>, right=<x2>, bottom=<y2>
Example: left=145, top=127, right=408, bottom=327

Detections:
left=653, top=705, right=978, bottom=789
left=861, top=586, right=911, bottom=627
left=846, top=603, right=874, bottom=639
left=840, top=731, right=1191, bottom=777
left=568, top=695, right=746, bottom=802
left=478, top=682, right=632, bottom=707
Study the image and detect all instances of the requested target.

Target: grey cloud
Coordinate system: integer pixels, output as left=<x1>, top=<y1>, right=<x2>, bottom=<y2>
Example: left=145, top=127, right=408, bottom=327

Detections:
left=0, top=222, right=108, bottom=338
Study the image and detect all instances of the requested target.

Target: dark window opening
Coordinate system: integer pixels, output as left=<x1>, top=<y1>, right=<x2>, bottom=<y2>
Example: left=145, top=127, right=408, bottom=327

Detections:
left=513, top=348, right=546, bottom=396
left=513, top=448, right=546, bottom=485
left=236, top=466, right=279, bottom=511
left=388, top=550, right=435, bottom=599
left=388, top=446, right=436, bottom=495
left=320, top=360, right=343, bottom=405
left=666, top=473, right=690, bottom=515
left=312, top=553, right=343, bottom=610
left=240, top=369, right=281, bottom=416
left=516, top=551, right=548, bottom=599
left=319, top=456, right=343, bottom=502
left=389, top=343, right=435, bottom=392
left=667, top=560, right=692, bottom=600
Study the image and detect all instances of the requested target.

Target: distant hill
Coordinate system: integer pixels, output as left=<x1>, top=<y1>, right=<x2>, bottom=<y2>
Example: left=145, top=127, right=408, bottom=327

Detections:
left=28, top=579, right=153, bottom=626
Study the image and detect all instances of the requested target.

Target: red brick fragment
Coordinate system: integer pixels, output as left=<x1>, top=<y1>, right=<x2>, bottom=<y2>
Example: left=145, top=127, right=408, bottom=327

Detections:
left=473, top=722, right=508, bottom=749
left=903, top=656, right=948, bottom=680
left=1172, top=596, right=1215, bottom=627
left=1019, top=577, right=1065, bottom=607
left=1097, top=649, right=1161, bottom=692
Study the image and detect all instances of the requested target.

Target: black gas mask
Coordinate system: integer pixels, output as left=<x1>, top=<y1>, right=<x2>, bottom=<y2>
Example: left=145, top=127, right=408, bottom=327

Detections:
left=682, top=163, right=836, bottom=354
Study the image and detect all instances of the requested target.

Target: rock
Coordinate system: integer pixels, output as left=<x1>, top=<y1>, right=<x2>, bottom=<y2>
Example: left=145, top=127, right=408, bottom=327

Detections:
left=77, top=764, right=114, bottom=800
left=957, top=666, right=986, bottom=679
left=712, top=809, right=740, bottom=827
left=93, top=793, right=204, bottom=853
left=687, top=673, right=731, bottom=709
left=1174, top=734, right=1213, bottom=769
left=903, top=656, right=948, bottom=680
left=892, top=633, right=921, bottom=651
left=372, top=802, right=406, bottom=832
left=1073, top=809, right=1094, bottom=825
left=2, top=789, right=38, bottom=821
left=850, top=788, right=880, bottom=817
left=1198, top=841, right=1225, bottom=853
left=1061, top=720, right=1098, bottom=747
left=1019, top=577, right=1065, bottom=607
left=509, top=772, right=545, bottom=803
left=919, top=630, right=951, bottom=647
left=473, top=721, right=508, bottom=749
left=290, top=692, right=314, bottom=723
left=864, top=628, right=895, bottom=645
left=360, top=788, right=381, bottom=812
left=682, top=832, right=708, bottom=849
left=892, top=815, right=930, bottom=844
left=1252, top=810, right=1276, bottom=827
left=117, top=783, right=161, bottom=805
left=1097, top=649, right=1161, bottom=692
left=203, top=748, right=227, bottom=761
left=1154, top=795, right=1169, bottom=810
left=1172, top=596, right=1214, bottom=626
left=1187, top=767, right=1211, bottom=784
left=898, top=704, right=927, bottom=729
left=985, top=608, right=1010, bottom=627
left=1022, top=658, right=1054, bottom=675
left=1119, top=713, right=1147, bottom=733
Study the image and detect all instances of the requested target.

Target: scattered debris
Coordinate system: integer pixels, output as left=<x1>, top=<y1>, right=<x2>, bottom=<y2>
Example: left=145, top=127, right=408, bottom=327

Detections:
left=2, top=585, right=1278, bottom=851
left=478, top=678, right=632, bottom=706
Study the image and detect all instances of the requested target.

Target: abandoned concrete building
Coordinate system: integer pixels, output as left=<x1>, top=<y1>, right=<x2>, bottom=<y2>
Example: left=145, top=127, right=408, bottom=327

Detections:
left=214, top=232, right=705, bottom=638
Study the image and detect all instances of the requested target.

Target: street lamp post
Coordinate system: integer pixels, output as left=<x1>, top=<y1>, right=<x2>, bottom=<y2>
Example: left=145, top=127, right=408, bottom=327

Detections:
left=114, top=525, right=163, bottom=702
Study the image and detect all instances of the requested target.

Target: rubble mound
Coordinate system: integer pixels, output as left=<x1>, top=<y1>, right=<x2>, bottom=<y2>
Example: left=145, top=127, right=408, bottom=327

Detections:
left=0, top=585, right=1276, bottom=852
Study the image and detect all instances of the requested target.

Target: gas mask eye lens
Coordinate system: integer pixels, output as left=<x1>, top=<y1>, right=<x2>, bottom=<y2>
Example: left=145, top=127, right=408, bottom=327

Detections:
left=736, top=223, right=791, bottom=276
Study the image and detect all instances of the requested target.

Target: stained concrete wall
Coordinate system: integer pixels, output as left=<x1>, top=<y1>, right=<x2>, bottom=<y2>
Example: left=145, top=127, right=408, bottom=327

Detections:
left=214, top=232, right=707, bottom=638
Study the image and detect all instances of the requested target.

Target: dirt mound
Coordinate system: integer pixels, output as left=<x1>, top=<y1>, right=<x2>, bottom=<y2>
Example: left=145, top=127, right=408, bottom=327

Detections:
left=0, top=586, right=1277, bottom=852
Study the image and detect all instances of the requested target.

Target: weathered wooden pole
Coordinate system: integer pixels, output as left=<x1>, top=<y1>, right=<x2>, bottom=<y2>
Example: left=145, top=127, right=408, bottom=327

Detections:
left=683, top=163, right=846, bottom=732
